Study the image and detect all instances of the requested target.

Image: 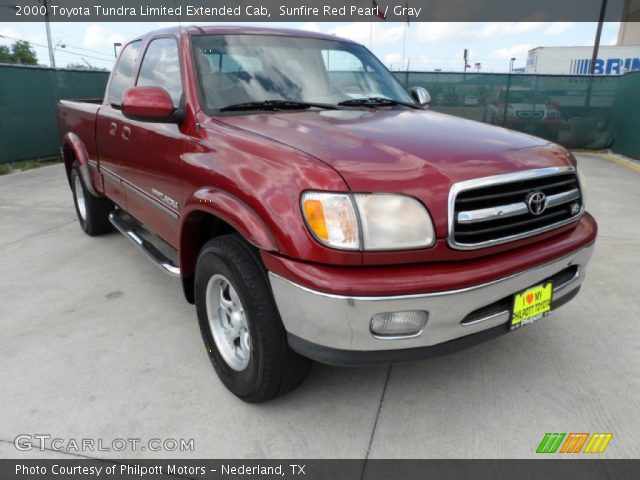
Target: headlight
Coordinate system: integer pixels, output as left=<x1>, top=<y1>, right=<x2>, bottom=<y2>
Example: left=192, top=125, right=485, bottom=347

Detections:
left=353, top=194, right=435, bottom=250
left=301, top=192, right=435, bottom=251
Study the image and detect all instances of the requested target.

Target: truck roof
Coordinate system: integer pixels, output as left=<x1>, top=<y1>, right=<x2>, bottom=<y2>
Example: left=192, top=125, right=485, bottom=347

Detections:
left=128, top=25, right=355, bottom=46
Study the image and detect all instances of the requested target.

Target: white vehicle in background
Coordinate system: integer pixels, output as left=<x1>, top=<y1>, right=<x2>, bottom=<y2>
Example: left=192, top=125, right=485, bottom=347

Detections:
left=484, top=87, right=562, bottom=141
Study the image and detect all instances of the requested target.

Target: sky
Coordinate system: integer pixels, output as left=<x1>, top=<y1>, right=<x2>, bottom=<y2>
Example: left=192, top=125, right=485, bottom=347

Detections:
left=0, top=21, right=621, bottom=72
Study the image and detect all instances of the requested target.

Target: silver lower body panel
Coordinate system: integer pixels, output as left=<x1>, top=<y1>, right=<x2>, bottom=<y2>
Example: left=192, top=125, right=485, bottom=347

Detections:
left=269, top=243, right=594, bottom=352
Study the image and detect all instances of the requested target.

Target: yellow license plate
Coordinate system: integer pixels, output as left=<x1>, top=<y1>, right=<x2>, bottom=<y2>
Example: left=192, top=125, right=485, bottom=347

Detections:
left=511, top=282, right=553, bottom=330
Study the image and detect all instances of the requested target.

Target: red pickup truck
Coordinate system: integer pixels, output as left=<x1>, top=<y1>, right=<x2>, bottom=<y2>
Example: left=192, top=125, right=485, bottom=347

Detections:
left=57, top=26, right=596, bottom=402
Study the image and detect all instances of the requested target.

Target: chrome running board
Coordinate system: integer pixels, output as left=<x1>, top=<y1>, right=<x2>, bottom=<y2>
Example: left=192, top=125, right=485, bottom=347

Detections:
left=108, top=211, right=180, bottom=277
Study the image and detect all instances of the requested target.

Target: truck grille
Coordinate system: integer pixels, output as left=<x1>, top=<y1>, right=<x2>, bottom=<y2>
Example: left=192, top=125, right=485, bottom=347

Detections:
left=449, top=168, right=583, bottom=250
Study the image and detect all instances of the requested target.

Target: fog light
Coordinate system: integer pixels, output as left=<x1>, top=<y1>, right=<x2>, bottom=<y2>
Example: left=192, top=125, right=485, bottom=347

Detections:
left=370, top=311, right=428, bottom=338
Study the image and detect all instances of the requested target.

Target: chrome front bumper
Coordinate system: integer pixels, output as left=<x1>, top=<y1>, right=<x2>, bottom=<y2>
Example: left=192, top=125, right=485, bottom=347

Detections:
left=269, top=243, right=594, bottom=362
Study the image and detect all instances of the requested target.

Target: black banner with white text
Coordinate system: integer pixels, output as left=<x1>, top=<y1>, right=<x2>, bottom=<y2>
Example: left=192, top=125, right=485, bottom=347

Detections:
left=3, top=459, right=640, bottom=480
left=0, top=0, right=637, bottom=22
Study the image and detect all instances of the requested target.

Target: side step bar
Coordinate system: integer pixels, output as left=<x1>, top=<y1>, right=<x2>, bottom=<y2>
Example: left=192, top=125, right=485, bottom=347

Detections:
left=108, top=211, right=181, bottom=277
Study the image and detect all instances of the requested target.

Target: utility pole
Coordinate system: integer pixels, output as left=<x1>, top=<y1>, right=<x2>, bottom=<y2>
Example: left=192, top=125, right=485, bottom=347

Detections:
left=40, top=0, right=55, bottom=68
left=401, top=23, right=407, bottom=73
left=590, top=0, right=608, bottom=74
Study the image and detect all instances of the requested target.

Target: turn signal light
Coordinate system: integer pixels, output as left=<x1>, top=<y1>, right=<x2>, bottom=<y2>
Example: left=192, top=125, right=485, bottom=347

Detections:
left=301, top=192, right=360, bottom=250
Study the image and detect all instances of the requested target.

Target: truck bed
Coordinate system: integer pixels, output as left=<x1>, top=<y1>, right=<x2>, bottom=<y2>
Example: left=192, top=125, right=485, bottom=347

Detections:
left=57, top=99, right=103, bottom=190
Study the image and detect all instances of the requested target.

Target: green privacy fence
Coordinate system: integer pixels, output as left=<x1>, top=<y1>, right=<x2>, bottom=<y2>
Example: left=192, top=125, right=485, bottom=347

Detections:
left=0, top=64, right=109, bottom=163
left=394, top=70, right=640, bottom=159
left=0, top=65, right=639, bottom=163
left=609, top=72, right=640, bottom=160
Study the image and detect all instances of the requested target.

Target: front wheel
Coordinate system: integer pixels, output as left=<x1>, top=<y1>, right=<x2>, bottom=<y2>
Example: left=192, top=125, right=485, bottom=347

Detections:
left=195, top=235, right=311, bottom=402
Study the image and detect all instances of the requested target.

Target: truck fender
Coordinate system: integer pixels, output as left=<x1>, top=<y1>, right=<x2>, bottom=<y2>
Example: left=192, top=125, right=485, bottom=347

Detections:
left=61, top=132, right=99, bottom=197
left=179, top=188, right=278, bottom=278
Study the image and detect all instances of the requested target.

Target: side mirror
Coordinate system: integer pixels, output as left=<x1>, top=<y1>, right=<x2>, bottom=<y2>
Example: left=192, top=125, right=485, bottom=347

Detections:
left=122, top=86, right=176, bottom=122
left=411, top=87, right=431, bottom=108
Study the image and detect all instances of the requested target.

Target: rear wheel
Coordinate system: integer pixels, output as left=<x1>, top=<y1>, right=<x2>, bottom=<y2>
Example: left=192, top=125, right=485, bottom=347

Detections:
left=70, top=165, right=113, bottom=236
left=195, top=234, right=311, bottom=403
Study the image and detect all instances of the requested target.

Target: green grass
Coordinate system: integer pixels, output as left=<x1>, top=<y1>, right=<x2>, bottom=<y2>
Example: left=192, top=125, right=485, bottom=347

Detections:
left=0, top=157, right=62, bottom=176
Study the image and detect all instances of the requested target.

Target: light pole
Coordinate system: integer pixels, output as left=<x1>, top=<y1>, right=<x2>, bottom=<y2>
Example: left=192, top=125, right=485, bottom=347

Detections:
left=509, top=57, right=516, bottom=73
left=590, top=0, right=608, bottom=74
left=37, top=0, right=55, bottom=67
left=53, top=40, right=65, bottom=66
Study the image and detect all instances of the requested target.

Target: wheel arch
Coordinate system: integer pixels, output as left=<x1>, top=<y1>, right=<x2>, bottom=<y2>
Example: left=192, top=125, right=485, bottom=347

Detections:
left=178, top=188, right=278, bottom=303
left=61, top=132, right=99, bottom=197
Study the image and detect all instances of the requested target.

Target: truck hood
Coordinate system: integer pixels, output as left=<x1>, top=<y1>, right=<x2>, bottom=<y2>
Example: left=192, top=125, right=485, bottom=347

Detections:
left=219, top=109, right=575, bottom=236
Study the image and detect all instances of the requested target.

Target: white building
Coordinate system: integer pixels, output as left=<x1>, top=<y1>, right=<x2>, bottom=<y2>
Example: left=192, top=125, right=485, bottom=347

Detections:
left=617, top=0, right=640, bottom=46
left=526, top=45, right=640, bottom=75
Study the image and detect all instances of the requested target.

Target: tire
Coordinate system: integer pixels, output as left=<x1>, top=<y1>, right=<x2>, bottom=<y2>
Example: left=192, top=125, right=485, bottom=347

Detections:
left=195, top=234, right=311, bottom=403
left=70, top=165, right=113, bottom=236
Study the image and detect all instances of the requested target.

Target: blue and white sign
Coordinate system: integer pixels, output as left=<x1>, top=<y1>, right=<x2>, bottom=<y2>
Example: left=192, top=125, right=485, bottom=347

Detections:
left=571, top=57, right=640, bottom=75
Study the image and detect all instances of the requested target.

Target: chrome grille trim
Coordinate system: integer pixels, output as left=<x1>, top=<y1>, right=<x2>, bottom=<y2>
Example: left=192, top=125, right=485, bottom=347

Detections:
left=457, top=201, right=528, bottom=224
left=457, top=188, right=581, bottom=224
left=546, top=188, right=581, bottom=208
left=448, top=166, right=584, bottom=250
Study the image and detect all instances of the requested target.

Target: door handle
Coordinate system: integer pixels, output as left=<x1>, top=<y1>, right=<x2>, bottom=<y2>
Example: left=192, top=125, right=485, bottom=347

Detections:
left=109, top=122, right=117, bottom=136
left=121, top=126, right=131, bottom=141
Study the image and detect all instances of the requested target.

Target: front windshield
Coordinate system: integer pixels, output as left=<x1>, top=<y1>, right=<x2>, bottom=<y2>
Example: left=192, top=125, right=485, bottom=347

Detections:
left=191, top=34, right=414, bottom=112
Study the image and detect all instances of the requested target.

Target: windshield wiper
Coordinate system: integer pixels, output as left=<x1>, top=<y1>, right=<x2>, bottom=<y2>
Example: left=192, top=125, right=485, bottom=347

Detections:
left=337, top=97, right=420, bottom=109
left=219, top=100, right=338, bottom=112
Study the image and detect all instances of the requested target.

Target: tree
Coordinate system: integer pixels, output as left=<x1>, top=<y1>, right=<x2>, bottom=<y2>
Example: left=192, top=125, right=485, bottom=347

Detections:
left=10, top=41, right=38, bottom=65
left=0, top=45, right=12, bottom=63
left=0, top=40, right=38, bottom=65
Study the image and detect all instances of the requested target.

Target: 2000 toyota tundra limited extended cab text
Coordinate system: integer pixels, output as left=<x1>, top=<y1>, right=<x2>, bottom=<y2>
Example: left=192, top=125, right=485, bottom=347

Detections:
left=57, top=26, right=597, bottom=402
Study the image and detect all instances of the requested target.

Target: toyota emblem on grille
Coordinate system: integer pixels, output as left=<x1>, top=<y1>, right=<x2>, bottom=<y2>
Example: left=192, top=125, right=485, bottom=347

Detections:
left=526, top=191, right=547, bottom=216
